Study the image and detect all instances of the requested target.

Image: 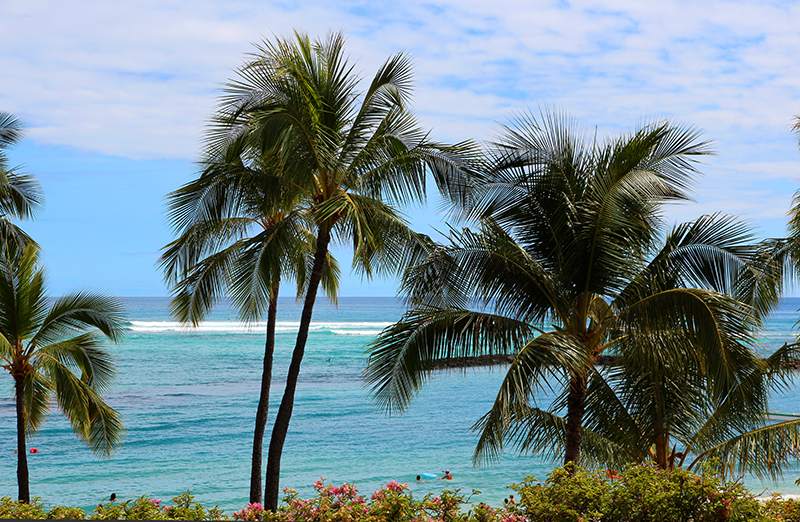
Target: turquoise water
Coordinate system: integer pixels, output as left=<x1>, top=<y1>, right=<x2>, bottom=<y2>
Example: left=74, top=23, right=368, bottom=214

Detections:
left=2, top=297, right=800, bottom=514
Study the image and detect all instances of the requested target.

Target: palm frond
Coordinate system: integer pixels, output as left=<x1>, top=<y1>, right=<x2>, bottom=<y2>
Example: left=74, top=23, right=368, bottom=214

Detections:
left=689, top=418, right=800, bottom=481
left=33, top=291, right=126, bottom=347
left=34, top=333, right=117, bottom=392
left=468, top=331, right=591, bottom=464
left=364, top=308, right=537, bottom=415
left=23, top=371, right=53, bottom=436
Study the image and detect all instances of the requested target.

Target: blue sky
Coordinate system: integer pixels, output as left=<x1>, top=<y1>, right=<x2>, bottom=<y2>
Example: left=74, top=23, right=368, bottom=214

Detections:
left=3, top=0, right=800, bottom=297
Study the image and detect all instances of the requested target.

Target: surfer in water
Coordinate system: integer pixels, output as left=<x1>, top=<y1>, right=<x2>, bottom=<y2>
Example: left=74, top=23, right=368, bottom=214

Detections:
left=440, top=470, right=453, bottom=480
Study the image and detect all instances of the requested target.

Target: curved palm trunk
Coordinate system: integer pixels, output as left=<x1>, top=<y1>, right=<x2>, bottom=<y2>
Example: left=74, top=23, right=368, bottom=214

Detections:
left=563, top=373, right=587, bottom=466
left=15, top=375, right=30, bottom=503
left=249, top=289, right=279, bottom=504
left=264, top=227, right=331, bottom=511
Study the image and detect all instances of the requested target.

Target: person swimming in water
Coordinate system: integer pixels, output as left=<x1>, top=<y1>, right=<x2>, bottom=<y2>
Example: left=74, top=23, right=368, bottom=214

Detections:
left=440, top=470, right=452, bottom=480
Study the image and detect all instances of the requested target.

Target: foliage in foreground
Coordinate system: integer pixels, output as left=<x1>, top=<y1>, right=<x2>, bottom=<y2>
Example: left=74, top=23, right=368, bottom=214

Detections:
left=8, top=466, right=800, bottom=521
left=252, top=478, right=523, bottom=522
left=0, top=491, right=226, bottom=520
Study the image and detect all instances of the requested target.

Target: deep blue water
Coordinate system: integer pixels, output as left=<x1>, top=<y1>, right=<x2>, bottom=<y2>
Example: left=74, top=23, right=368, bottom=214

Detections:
left=2, top=297, right=800, bottom=513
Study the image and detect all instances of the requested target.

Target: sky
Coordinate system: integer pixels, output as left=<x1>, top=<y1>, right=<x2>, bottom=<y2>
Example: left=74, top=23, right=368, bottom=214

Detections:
left=2, top=0, right=800, bottom=297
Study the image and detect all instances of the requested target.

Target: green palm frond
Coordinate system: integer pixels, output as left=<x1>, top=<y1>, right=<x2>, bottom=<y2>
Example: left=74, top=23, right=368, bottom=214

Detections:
left=470, top=332, right=591, bottom=464
left=296, top=228, right=341, bottom=304
left=35, top=333, right=117, bottom=392
left=169, top=244, right=238, bottom=325
left=688, top=418, right=800, bottom=481
left=582, top=368, right=650, bottom=463
left=0, top=169, right=43, bottom=221
left=0, top=331, right=13, bottom=364
left=764, top=341, right=800, bottom=389
left=0, top=245, right=48, bottom=342
left=0, top=217, right=37, bottom=249
left=83, top=388, right=124, bottom=458
left=473, top=402, right=632, bottom=470
left=396, top=224, right=562, bottom=323
left=398, top=240, right=473, bottom=311
left=227, top=214, right=311, bottom=321
left=160, top=217, right=255, bottom=285
left=33, top=291, right=126, bottom=347
left=615, top=288, right=759, bottom=395
left=40, top=351, right=124, bottom=458
left=616, top=213, right=778, bottom=319
left=23, top=371, right=53, bottom=436
left=473, top=404, right=567, bottom=465
left=364, top=308, right=537, bottom=415
left=0, top=112, right=25, bottom=152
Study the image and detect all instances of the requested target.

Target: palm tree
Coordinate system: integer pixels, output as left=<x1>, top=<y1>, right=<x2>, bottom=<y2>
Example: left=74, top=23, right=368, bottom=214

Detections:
left=212, top=31, right=478, bottom=510
left=0, top=112, right=43, bottom=247
left=160, top=136, right=340, bottom=505
left=0, top=244, right=126, bottom=503
left=364, top=109, right=780, bottom=467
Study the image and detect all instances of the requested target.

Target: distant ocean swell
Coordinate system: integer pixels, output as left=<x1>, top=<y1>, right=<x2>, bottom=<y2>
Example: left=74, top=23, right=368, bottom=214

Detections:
left=127, top=320, right=393, bottom=335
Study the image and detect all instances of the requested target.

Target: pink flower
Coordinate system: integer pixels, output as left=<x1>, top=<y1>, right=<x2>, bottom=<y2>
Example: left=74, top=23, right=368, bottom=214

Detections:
left=385, top=480, right=408, bottom=493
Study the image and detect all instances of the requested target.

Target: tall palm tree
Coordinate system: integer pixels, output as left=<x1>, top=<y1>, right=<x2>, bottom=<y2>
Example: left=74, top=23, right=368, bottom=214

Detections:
left=160, top=136, right=340, bottom=505
left=0, top=112, right=43, bottom=247
left=0, top=244, right=126, bottom=503
left=212, top=31, right=478, bottom=510
left=365, top=109, right=780, bottom=467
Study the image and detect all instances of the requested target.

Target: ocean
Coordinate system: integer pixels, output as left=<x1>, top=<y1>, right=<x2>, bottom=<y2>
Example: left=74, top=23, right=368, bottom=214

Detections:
left=2, top=296, right=800, bottom=514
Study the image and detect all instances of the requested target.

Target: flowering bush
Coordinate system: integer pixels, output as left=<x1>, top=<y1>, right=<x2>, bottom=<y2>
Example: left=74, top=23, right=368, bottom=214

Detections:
left=261, top=478, right=520, bottom=522
left=761, top=494, right=800, bottom=521
left=233, top=502, right=267, bottom=521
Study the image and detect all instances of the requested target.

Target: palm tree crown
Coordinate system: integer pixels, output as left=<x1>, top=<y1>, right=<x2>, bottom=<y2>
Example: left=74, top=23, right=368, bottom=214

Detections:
left=0, top=112, right=43, bottom=247
left=365, top=108, right=782, bottom=471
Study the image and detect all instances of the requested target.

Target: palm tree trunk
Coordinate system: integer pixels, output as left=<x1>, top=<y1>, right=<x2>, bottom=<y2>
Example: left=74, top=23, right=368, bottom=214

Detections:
left=264, top=227, right=331, bottom=511
left=653, top=379, right=668, bottom=469
left=15, top=375, right=30, bottom=503
left=563, top=373, right=587, bottom=466
left=249, top=288, right=279, bottom=505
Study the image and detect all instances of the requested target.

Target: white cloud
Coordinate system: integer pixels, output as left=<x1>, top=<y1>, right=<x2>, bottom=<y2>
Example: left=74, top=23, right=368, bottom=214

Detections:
left=4, top=0, right=800, bottom=257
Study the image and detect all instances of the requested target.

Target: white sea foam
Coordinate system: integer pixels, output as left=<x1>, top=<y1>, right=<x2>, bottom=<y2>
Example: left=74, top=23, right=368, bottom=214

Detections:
left=128, top=320, right=392, bottom=334
left=330, top=329, right=386, bottom=336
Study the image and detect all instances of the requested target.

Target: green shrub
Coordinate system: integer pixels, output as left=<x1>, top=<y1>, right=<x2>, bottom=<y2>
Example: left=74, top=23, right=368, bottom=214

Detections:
left=89, top=490, right=227, bottom=520
left=90, top=496, right=166, bottom=520
left=0, top=496, right=47, bottom=519
left=47, top=505, right=88, bottom=519
left=511, top=463, right=608, bottom=522
left=512, top=464, right=765, bottom=522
